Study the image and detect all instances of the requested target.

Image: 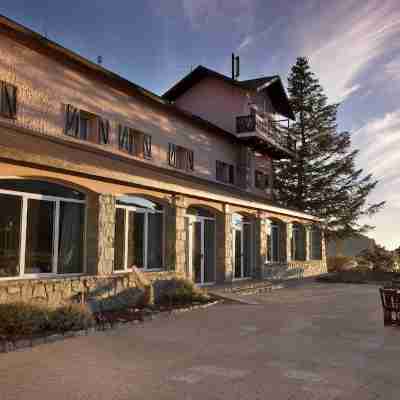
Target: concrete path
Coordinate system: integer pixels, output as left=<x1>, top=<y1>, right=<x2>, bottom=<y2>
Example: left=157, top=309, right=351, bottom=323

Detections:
left=1, top=282, right=399, bottom=400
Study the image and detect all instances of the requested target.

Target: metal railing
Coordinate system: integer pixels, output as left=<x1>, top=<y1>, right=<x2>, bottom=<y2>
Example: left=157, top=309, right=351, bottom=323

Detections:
left=236, top=114, right=296, bottom=154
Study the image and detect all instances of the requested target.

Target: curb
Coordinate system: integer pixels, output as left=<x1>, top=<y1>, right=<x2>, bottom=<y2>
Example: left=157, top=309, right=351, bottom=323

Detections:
left=0, top=300, right=221, bottom=355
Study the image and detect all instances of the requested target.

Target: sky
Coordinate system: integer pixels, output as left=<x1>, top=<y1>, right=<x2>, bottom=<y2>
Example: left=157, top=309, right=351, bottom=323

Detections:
left=0, top=0, right=399, bottom=249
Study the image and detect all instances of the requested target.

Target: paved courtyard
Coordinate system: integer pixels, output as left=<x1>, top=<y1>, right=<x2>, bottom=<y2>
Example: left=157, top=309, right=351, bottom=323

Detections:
left=1, top=282, right=399, bottom=400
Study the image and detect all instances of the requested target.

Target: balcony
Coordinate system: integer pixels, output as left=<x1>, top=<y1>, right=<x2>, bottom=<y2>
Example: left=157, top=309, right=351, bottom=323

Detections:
left=236, top=114, right=296, bottom=159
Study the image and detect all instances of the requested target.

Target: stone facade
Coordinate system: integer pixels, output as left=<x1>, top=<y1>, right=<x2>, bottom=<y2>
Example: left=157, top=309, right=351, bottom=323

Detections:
left=97, top=194, right=116, bottom=275
left=0, top=272, right=146, bottom=309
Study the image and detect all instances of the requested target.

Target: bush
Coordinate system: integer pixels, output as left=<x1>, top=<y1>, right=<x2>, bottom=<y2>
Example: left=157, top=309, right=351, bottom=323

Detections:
left=48, top=304, right=94, bottom=333
left=0, top=302, right=94, bottom=340
left=327, top=256, right=355, bottom=272
left=0, top=302, right=49, bottom=340
left=156, top=278, right=210, bottom=306
left=358, top=244, right=395, bottom=272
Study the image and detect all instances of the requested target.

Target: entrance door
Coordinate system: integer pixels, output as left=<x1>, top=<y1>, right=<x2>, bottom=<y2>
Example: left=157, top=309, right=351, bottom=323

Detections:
left=186, top=216, right=215, bottom=285
left=233, top=222, right=252, bottom=279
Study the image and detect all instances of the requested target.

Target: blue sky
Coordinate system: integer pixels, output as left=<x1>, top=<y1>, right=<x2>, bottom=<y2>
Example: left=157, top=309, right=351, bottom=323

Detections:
left=1, top=0, right=399, bottom=249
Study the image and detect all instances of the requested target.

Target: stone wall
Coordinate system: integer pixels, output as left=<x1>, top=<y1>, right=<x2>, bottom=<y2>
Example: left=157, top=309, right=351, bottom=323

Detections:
left=263, top=260, right=327, bottom=281
left=0, top=272, right=147, bottom=310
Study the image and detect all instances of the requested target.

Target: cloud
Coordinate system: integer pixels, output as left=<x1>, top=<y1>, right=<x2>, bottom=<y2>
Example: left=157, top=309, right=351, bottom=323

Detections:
left=385, top=57, right=400, bottom=79
left=353, top=111, right=400, bottom=249
left=182, top=0, right=256, bottom=33
left=300, top=0, right=400, bottom=102
left=238, top=35, right=253, bottom=51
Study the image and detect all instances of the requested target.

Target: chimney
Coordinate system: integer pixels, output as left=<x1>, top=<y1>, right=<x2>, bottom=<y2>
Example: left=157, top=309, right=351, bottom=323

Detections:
left=231, top=53, right=240, bottom=80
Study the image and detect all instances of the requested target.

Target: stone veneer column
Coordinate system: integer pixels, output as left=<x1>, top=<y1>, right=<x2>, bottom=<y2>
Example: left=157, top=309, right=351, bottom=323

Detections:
left=173, top=195, right=187, bottom=276
left=217, top=204, right=233, bottom=283
left=321, top=229, right=327, bottom=265
left=279, top=221, right=287, bottom=263
left=97, top=194, right=116, bottom=275
left=286, top=222, right=293, bottom=262
left=255, top=214, right=268, bottom=279
left=86, top=193, right=116, bottom=276
left=305, top=226, right=311, bottom=261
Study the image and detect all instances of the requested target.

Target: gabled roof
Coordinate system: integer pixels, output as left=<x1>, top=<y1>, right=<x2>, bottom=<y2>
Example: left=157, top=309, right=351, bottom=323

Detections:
left=162, top=66, right=295, bottom=120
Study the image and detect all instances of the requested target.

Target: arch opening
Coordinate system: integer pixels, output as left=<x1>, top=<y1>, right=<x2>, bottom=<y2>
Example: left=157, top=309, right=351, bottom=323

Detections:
left=0, top=179, right=86, bottom=279
left=114, top=196, right=164, bottom=272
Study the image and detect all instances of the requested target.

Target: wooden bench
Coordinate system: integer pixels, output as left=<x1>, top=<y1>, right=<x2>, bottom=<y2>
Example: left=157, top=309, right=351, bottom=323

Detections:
left=379, top=288, right=400, bottom=326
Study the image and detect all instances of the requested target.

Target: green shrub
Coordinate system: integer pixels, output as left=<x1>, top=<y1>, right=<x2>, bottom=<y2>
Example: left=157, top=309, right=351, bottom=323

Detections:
left=0, top=302, right=94, bottom=340
left=327, top=256, right=354, bottom=272
left=156, top=278, right=210, bottom=306
left=48, top=304, right=94, bottom=333
left=0, top=302, right=49, bottom=340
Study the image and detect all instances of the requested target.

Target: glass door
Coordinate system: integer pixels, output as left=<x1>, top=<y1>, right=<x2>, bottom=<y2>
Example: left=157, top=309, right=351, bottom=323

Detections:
left=192, top=220, right=202, bottom=284
left=233, top=222, right=252, bottom=279
left=203, top=219, right=215, bottom=283
left=187, top=216, right=216, bottom=285
left=233, top=228, right=242, bottom=279
left=243, top=223, right=252, bottom=277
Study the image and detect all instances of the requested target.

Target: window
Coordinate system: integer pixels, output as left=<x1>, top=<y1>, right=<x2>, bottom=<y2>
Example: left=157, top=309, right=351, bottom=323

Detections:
left=118, top=125, right=152, bottom=159
left=216, top=161, right=234, bottom=184
left=168, top=143, right=194, bottom=171
left=255, top=170, right=269, bottom=190
left=114, top=197, right=164, bottom=271
left=292, top=223, right=306, bottom=261
left=0, top=81, right=17, bottom=119
left=0, top=180, right=85, bottom=278
left=98, top=118, right=110, bottom=145
left=310, top=227, right=322, bottom=260
left=65, top=105, right=99, bottom=141
left=268, top=222, right=280, bottom=263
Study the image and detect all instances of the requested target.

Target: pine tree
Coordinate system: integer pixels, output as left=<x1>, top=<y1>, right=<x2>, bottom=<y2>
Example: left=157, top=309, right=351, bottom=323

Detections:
left=274, top=57, right=384, bottom=238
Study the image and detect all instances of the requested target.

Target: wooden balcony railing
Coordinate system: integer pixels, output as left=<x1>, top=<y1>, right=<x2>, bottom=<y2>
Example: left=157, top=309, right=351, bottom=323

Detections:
left=236, top=114, right=296, bottom=154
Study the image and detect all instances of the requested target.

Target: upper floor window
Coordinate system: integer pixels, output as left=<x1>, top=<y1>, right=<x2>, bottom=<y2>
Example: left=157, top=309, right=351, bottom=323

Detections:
left=65, top=105, right=110, bottom=144
left=0, top=81, right=17, bottom=119
left=254, top=170, right=270, bottom=190
left=168, top=143, right=194, bottom=171
left=216, top=160, right=234, bottom=184
left=118, top=125, right=152, bottom=159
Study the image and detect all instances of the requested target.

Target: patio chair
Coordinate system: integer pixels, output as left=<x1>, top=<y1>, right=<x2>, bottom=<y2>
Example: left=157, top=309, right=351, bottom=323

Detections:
left=379, top=288, right=400, bottom=326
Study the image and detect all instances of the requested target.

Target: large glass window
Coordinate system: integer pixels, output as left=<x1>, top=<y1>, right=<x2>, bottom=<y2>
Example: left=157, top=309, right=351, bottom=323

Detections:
left=58, top=202, right=85, bottom=274
left=114, top=197, right=164, bottom=271
left=0, top=194, right=21, bottom=277
left=0, top=180, right=86, bottom=278
left=271, top=222, right=280, bottom=263
left=292, top=223, right=306, bottom=261
left=25, top=199, right=54, bottom=274
left=310, top=228, right=322, bottom=260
